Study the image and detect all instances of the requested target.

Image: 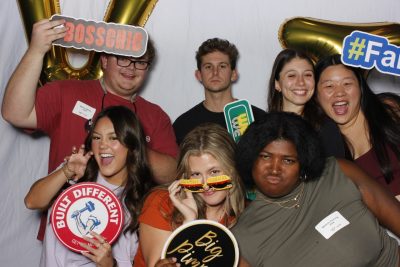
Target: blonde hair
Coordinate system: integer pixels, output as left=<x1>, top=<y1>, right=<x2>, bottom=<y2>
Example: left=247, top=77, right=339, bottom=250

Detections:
left=171, top=123, right=245, bottom=229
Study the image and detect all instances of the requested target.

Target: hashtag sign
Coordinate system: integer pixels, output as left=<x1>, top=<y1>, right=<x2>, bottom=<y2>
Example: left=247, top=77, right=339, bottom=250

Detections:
left=342, top=31, right=400, bottom=77
left=347, top=37, right=366, bottom=60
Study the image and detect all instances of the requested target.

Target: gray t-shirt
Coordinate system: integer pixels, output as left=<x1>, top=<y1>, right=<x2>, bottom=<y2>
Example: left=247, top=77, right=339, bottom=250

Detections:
left=232, top=158, right=399, bottom=267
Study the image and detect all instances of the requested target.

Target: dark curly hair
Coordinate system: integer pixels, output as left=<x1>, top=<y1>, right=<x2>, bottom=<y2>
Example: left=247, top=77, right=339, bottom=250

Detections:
left=81, top=106, right=154, bottom=234
left=236, top=112, right=326, bottom=186
left=195, top=38, right=239, bottom=70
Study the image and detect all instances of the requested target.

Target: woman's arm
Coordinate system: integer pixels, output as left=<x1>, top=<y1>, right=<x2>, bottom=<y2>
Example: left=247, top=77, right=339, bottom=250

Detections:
left=24, top=164, right=71, bottom=210
left=24, top=145, right=92, bottom=210
left=337, top=159, right=400, bottom=237
left=139, top=223, right=172, bottom=267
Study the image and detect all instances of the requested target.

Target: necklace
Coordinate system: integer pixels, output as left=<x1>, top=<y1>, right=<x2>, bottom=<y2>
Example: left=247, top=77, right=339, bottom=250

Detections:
left=259, top=182, right=305, bottom=209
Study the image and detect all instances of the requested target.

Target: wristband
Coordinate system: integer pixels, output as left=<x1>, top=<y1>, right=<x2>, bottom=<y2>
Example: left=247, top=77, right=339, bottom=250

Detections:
left=62, top=162, right=75, bottom=183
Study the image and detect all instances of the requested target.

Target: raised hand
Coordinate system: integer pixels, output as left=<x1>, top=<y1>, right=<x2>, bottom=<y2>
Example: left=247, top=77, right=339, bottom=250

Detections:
left=29, top=18, right=67, bottom=56
left=168, top=180, right=198, bottom=223
left=63, top=144, right=93, bottom=182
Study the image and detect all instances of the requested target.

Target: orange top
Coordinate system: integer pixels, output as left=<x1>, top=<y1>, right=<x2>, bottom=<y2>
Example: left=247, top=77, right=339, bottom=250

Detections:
left=133, top=189, right=235, bottom=266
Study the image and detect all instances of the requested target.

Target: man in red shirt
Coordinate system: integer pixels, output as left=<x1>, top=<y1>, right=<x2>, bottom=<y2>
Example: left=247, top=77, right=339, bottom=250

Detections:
left=2, top=18, right=177, bottom=184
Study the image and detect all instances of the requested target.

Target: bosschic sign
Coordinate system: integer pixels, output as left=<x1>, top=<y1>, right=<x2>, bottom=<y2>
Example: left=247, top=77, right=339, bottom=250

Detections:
left=161, top=220, right=239, bottom=267
left=51, top=14, right=148, bottom=57
left=51, top=182, right=124, bottom=253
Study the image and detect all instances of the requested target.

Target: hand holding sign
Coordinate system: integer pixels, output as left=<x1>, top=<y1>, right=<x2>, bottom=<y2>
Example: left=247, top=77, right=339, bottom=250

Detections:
left=161, top=220, right=239, bottom=267
left=168, top=180, right=198, bottom=223
left=51, top=15, right=148, bottom=58
left=51, top=182, right=124, bottom=253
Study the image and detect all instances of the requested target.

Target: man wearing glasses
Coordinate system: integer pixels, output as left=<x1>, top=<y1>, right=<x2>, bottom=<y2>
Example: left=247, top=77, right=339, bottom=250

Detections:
left=2, top=18, right=178, bottom=184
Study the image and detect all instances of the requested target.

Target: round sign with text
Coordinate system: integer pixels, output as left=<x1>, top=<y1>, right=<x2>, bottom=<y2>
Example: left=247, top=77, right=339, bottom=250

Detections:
left=161, top=219, right=239, bottom=267
left=51, top=182, right=124, bottom=253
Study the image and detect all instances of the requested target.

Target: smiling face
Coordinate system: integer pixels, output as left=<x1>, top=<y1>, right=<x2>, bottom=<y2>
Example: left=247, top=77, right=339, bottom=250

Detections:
left=195, top=51, right=238, bottom=94
left=101, top=54, right=149, bottom=100
left=252, top=140, right=301, bottom=198
left=317, top=64, right=362, bottom=127
left=91, top=117, right=128, bottom=185
left=275, top=57, right=315, bottom=113
left=187, top=153, right=229, bottom=207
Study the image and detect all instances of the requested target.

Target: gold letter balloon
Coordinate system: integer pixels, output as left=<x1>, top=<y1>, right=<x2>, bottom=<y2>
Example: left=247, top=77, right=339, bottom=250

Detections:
left=17, top=0, right=158, bottom=85
left=279, top=17, right=400, bottom=64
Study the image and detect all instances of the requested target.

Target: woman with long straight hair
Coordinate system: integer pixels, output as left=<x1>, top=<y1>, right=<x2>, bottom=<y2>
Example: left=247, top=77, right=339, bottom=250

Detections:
left=315, top=54, right=400, bottom=197
left=25, top=106, right=154, bottom=266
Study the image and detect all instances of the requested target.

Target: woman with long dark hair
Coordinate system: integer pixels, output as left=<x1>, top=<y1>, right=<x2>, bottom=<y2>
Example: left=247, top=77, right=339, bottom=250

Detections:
left=25, top=106, right=154, bottom=266
left=315, top=54, right=400, bottom=197
left=267, top=48, right=344, bottom=158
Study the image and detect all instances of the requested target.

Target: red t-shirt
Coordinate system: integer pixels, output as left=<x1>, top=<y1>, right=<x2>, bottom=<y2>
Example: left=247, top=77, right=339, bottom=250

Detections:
left=355, top=147, right=400, bottom=196
left=35, top=79, right=178, bottom=172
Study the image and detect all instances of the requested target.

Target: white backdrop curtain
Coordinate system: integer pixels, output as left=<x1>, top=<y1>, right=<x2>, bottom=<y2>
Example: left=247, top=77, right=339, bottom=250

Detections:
left=0, top=0, right=399, bottom=265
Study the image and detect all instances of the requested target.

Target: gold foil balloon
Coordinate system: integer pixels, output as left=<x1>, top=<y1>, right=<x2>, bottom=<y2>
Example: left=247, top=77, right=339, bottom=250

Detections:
left=17, top=0, right=158, bottom=85
left=279, top=17, right=400, bottom=63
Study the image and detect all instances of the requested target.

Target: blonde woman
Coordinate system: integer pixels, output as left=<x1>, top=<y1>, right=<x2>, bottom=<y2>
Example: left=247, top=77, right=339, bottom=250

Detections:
left=134, top=123, right=245, bottom=267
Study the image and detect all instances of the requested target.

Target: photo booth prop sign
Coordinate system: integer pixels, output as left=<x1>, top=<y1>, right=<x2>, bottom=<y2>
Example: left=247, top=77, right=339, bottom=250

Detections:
left=161, top=220, right=239, bottom=267
left=51, top=182, right=124, bottom=253
left=18, top=0, right=158, bottom=82
left=224, top=99, right=254, bottom=143
left=51, top=14, right=148, bottom=58
left=342, top=30, right=400, bottom=77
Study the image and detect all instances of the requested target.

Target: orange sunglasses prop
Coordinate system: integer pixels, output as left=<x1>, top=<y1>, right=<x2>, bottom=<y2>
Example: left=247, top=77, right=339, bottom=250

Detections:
left=179, top=175, right=233, bottom=193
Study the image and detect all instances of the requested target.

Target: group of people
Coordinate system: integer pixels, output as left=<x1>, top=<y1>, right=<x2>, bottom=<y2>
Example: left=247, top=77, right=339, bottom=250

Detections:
left=2, top=17, right=400, bottom=267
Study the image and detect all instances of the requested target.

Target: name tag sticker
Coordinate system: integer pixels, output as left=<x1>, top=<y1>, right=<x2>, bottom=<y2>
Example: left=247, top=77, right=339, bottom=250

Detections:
left=72, top=101, right=96, bottom=120
left=315, top=211, right=350, bottom=239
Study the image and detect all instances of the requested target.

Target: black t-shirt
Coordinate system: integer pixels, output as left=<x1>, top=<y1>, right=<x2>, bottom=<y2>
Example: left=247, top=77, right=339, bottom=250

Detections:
left=173, top=102, right=266, bottom=145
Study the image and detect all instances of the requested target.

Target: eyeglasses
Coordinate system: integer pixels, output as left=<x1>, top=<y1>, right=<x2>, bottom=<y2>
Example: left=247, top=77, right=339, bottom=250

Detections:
left=179, top=175, right=233, bottom=193
left=115, top=56, right=150, bottom=70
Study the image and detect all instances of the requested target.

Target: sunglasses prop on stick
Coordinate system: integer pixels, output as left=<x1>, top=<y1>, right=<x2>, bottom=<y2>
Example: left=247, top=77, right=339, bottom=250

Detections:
left=179, top=175, right=233, bottom=193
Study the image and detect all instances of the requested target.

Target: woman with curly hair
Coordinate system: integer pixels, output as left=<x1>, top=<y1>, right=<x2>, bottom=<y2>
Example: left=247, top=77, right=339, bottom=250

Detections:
left=233, top=112, right=400, bottom=267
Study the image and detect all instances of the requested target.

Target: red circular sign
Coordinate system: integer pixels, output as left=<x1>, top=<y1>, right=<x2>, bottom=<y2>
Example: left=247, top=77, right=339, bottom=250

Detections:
left=51, top=182, right=124, bottom=253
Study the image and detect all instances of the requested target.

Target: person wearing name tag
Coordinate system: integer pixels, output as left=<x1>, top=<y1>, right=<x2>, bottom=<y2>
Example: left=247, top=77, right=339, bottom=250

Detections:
left=24, top=106, right=154, bottom=267
left=172, top=38, right=265, bottom=145
left=267, top=48, right=345, bottom=158
left=133, top=123, right=245, bottom=267
left=1, top=18, right=178, bottom=183
left=232, top=112, right=400, bottom=267
left=315, top=54, right=400, bottom=198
